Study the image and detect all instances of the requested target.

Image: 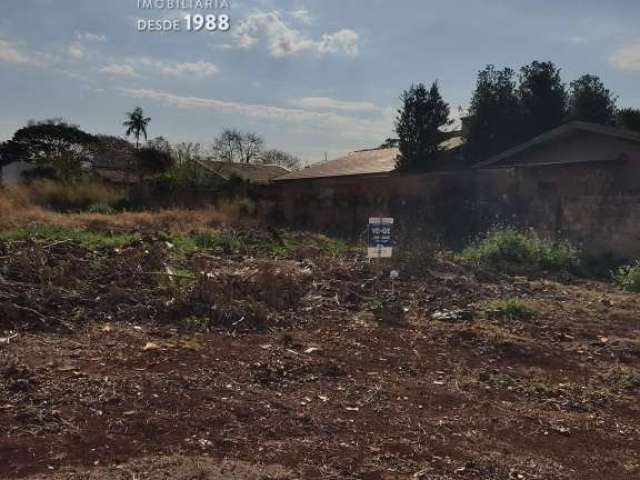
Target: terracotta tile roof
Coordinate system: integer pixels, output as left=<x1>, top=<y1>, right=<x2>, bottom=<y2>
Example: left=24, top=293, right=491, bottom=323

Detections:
left=198, top=161, right=290, bottom=183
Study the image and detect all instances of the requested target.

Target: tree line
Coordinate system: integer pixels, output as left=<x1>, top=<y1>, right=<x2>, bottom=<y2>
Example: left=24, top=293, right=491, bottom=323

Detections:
left=0, top=108, right=301, bottom=182
left=395, top=61, right=640, bottom=170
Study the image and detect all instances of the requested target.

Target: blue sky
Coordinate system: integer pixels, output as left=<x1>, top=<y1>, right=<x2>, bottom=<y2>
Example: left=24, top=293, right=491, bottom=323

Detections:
left=1, top=0, right=639, bottom=163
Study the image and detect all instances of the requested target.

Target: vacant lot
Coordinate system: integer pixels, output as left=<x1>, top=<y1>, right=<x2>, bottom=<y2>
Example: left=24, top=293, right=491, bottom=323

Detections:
left=1, top=221, right=639, bottom=479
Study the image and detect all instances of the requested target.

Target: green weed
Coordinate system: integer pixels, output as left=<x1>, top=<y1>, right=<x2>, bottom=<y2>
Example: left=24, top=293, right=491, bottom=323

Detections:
left=614, top=261, right=640, bottom=292
left=0, top=224, right=138, bottom=249
left=461, top=228, right=579, bottom=273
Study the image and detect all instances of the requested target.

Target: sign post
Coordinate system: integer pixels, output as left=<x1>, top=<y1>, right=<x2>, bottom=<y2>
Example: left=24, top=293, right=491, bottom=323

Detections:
left=367, top=217, right=394, bottom=259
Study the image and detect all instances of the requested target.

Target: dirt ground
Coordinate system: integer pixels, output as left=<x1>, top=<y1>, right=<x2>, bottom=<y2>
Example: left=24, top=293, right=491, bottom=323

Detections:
left=1, top=234, right=639, bottom=479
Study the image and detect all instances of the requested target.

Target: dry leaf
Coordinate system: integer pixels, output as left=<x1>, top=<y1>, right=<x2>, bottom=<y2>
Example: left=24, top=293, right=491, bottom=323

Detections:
left=143, top=342, right=161, bottom=351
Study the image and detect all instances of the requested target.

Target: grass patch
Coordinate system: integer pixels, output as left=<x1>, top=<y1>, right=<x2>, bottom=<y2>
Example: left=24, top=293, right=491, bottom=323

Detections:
left=173, top=230, right=245, bottom=254
left=461, top=227, right=579, bottom=273
left=614, top=261, right=640, bottom=292
left=0, top=224, right=138, bottom=249
left=486, top=298, right=536, bottom=320
left=603, top=367, right=640, bottom=391
left=172, top=229, right=355, bottom=258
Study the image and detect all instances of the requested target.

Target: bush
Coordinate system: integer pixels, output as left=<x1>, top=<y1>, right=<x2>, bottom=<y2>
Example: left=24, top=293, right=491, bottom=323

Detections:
left=488, top=298, right=535, bottom=320
left=24, top=179, right=125, bottom=212
left=614, top=261, right=640, bottom=292
left=86, top=202, right=115, bottom=214
left=461, top=227, right=579, bottom=273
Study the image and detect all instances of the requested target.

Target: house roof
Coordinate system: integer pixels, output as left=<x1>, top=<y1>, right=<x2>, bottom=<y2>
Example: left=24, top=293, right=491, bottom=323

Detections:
left=475, top=121, right=640, bottom=169
left=276, top=147, right=399, bottom=181
left=198, top=160, right=289, bottom=183
left=275, top=135, right=463, bottom=181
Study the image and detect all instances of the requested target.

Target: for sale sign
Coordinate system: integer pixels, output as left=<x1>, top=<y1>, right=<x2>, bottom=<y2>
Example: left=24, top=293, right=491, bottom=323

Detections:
left=368, top=217, right=394, bottom=258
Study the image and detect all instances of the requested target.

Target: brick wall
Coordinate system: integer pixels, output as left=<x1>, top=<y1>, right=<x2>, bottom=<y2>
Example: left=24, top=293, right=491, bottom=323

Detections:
left=267, top=159, right=640, bottom=259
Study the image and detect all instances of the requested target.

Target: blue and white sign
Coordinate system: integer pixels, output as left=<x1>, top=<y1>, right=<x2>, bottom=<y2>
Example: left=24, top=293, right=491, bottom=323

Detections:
left=368, top=217, right=394, bottom=258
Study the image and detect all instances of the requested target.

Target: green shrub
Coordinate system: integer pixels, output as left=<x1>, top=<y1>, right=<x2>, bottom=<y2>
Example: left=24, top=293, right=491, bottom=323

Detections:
left=173, top=230, right=244, bottom=254
left=86, top=202, right=115, bottom=214
left=614, top=261, right=640, bottom=292
left=488, top=298, right=535, bottom=320
left=461, top=228, right=579, bottom=272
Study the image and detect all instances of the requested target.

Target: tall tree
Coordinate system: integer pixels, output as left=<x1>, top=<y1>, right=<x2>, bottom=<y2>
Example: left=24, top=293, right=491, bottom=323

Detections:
left=0, top=119, right=94, bottom=180
left=395, top=81, right=450, bottom=171
left=518, top=61, right=567, bottom=138
left=464, top=65, right=523, bottom=161
left=146, top=136, right=172, bottom=155
left=123, top=107, right=151, bottom=148
left=260, top=148, right=302, bottom=170
left=174, top=142, right=202, bottom=165
left=617, top=108, right=640, bottom=133
left=568, top=74, right=617, bottom=125
left=211, top=129, right=264, bottom=163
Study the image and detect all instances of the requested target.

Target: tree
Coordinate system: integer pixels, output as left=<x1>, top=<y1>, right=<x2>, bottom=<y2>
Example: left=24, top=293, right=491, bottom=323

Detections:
left=89, top=135, right=137, bottom=167
left=464, top=65, right=524, bottom=161
left=617, top=108, right=640, bottom=133
left=394, top=81, right=451, bottom=170
left=0, top=119, right=95, bottom=180
left=135, top=146, right=174, bottom=177
left=259, top=149, right=302, bottom=170
left=568, top=74, right=617, bottom=125
left=518, top=61, right=567, bottom=138
left=174, top=142, right=202, bottom=165
left=146, top=136, right=171, bottom=155
left=211, top=129, right=264, bottom=163
left=123, top=107, right=151, bottom=148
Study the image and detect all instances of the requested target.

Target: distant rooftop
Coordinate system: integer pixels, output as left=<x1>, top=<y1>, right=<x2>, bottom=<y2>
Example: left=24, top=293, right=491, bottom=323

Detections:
left=275, top=134, right=463, bottom=181
left=198, top=160, right=290, bottom=183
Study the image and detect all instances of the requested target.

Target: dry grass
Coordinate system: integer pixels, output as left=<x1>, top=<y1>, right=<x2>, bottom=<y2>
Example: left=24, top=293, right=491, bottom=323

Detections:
left=22, top=179, right=126, bottom=211
left=0, top=186, right=251, bottom=233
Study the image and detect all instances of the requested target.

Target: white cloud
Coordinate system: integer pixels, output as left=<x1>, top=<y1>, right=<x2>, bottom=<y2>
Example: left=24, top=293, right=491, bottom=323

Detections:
left=610, top=43, right=640, bottom=71
left=66, top=32, right=107, bottom=59
left=318, top=30, right=359, bottom=56
left=100, top=63, right=139, bottom=77
left=292, top=96, right=378, bottom=112
left=117, top=87, right=390, bottom=142
left=138, top=58, right=219, bottom=78
left=232, top=11, right=359, bottom=57
left=67, top=44, right=85, bottom=59
left=0, top=40, right=33, bottom=64
left=289, top=9, right=312, bottom=25
left=76, top=32, right=107, bottom=42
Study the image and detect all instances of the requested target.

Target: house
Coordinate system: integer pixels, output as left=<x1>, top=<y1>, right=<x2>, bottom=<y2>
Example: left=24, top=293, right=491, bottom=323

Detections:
left=475, top=121, right=640, bottom=169
left=269, top=122, right=640, bottom=258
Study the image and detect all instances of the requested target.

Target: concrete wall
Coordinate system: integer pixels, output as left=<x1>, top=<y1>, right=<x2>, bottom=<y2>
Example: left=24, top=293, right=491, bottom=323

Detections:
left=269, top=157, right=640, bottom=259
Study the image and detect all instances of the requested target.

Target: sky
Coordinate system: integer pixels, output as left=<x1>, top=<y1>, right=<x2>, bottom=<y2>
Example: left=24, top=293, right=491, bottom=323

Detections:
left=1, top=0, right=640, bottom=164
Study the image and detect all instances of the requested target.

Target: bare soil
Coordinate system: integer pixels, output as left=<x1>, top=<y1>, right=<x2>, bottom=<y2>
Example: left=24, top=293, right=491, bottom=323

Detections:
left=1, top=235, right=639, bottom=479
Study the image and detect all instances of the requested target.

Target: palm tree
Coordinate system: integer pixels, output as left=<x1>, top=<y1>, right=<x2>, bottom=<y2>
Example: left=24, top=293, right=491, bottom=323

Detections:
left=123, top=107, right=151, bottom=148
